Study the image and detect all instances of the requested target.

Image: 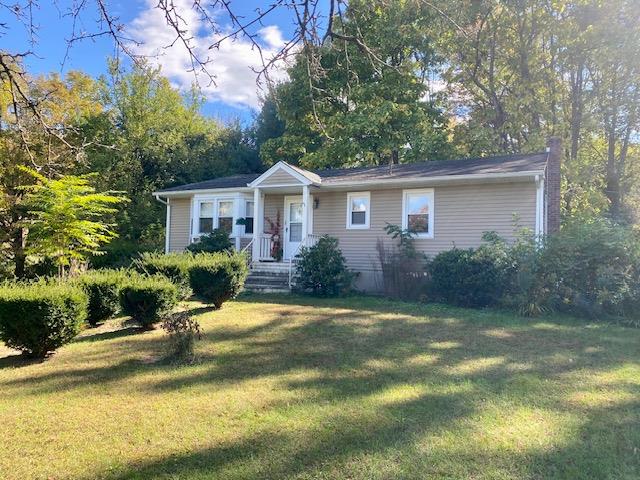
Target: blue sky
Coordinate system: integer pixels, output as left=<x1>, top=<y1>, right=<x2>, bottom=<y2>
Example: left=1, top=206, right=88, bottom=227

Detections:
left=4, top=0, right=300, bottom=124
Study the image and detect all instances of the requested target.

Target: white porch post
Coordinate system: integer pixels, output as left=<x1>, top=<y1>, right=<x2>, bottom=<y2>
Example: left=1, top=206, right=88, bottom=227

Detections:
left=252, top=188, right=261, bottom=262
left=302, top=185, right=310, bottom=240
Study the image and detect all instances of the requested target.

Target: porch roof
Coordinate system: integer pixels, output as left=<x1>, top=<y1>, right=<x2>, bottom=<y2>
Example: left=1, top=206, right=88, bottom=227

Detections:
left=154, top=152, right=548, bottom=195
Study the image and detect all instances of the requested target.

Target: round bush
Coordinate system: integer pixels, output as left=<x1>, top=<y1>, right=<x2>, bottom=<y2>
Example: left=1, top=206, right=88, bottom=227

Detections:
left=295, top=236, right=356, bottom=296
left=0, top=282, right=87, bottom=358
left=188, top=253, right=248, bottom=308
left=428, top=247, right=507, bottom=308
left=119, top=275, right=178, bottom=329
left=133, top=252, right=194, bottom=299
left=78, top=269, right=126, bottom=326
left=186, top=229, right=233, bottom=254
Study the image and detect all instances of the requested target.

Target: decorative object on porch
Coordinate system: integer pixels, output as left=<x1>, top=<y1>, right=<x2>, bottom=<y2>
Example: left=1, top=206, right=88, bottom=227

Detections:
left=264, top=211, right=283, bottom=262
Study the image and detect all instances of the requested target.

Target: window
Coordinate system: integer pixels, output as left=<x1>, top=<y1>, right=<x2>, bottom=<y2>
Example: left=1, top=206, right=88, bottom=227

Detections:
left=347, top=192, right=370, bottom=229
left=198, top=202, right=214, bottom=234
left=217, top=200, right=234, bottom=233
left=244, top=200, right=254, bottom=235
left=402, top=189, right=434, bottom=238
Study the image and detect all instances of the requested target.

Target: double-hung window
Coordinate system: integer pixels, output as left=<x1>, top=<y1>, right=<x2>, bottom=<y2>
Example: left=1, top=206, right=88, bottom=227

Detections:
left=402, top=189, right=434, bottom=238
left=244, top=200, right=254, bottom=235
left=198, top=202, right=214, bottom=234
left=347, top=192, right=370, bottom=229
left=217, top=200, right=234, bottom=234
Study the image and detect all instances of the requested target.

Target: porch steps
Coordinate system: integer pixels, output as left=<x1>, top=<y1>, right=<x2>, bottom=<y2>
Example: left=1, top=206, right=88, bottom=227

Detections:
left=244, top=262, right=291, bottom=293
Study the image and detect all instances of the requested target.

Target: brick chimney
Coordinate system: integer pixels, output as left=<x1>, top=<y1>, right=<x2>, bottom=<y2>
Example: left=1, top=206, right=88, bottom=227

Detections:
left=546, top=137, right=562, bottom=234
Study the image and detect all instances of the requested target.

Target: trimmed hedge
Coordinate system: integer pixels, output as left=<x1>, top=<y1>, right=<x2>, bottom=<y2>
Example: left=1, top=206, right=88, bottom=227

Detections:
left=78, top=269, right=127, bottom=326
left=133, top=252, right=194, bottom=299
left=0, top=282, right=87, bottom=358
left=189, top=253, right=248, bottom=308
left=119, top=275, right=178, bottom=329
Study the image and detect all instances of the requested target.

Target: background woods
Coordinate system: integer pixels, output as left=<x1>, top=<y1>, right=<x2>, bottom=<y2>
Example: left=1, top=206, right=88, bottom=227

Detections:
left=1, top=0, right=640, bottom=277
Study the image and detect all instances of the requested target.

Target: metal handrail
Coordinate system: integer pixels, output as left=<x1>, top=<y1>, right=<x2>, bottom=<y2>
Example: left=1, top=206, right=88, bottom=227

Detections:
left=240, top=237, right=254, bottom=254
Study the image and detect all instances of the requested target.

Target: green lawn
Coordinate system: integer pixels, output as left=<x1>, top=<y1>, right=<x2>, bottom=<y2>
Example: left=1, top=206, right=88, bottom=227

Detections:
left=0, top=294, right=639, bottom=480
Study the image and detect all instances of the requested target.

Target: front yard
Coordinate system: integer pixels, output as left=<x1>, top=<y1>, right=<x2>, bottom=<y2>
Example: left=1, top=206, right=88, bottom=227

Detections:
left=0, top=294, right=639, bottom=479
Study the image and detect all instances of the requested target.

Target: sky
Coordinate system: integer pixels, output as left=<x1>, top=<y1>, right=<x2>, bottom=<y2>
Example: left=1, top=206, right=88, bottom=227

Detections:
left=3, top=0, right=300, bottom=124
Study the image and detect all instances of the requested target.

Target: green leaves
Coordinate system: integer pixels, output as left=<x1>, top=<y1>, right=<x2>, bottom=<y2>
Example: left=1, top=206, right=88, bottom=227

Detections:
left=20, top=168, right=128, bottom=274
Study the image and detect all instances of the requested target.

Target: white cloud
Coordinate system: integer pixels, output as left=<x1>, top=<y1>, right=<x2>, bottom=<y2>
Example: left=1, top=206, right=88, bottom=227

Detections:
left=128, top=0, right=288, bottom=109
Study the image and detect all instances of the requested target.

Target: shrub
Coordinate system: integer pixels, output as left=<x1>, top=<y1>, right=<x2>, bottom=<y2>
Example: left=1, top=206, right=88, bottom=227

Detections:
left=428, top=240, right=510, bottom=308
left=119, top=275, right=178, bottom=329
left=188, top=252, right=248, bottom=308
left=295, top=236, right=356, bottom=296
left=186, top=229, right=233, bottom=254
left=133, top=252, right=194, bottom=299
left=377, top=224, right=428, bottom=300
left=78, top=269, right=127, bottom=326
left=0, top=282, right=87, bottom=358
left=531, top=219, right=640, bottom=319
left=162, top=310, right=202, bottom=364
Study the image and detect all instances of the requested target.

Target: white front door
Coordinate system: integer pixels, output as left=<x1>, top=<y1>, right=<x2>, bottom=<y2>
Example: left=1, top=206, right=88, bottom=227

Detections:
left=284, top=196, right=304, bottom=260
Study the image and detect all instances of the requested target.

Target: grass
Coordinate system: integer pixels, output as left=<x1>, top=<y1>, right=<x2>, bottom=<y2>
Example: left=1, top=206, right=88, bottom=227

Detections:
left=0, top=294, right=639, bottom=480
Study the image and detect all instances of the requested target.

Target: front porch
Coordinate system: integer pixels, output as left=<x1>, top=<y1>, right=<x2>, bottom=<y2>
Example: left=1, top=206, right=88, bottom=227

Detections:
left=245, top=162, right=322, bottom=266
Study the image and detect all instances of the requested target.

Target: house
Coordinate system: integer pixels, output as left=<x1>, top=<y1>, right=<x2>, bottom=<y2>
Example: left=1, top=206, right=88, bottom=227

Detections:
left=153, top=138, right=561, bottom=292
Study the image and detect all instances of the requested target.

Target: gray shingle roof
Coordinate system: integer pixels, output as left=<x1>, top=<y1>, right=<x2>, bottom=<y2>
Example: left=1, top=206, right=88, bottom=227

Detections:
left=155, top=152, right=548, bottom=194
left=317, top=152, right=548, bottom=184
left=157, top=173, right=260, bottom=192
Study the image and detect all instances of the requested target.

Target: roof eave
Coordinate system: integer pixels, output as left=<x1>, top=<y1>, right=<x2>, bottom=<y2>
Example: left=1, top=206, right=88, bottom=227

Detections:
left=153, top=186, right=253, bottom=197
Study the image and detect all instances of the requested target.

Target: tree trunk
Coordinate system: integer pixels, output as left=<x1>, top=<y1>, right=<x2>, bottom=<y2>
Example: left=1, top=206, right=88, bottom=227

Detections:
left=606, top=131, right=621, bottom=219
left=12, top=227, right=26, bottom=278
left=569, top=64, right=584, bottom=162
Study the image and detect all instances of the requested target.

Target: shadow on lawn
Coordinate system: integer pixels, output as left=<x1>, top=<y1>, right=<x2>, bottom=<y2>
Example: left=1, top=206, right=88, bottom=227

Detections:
left=3, top=294, right=639, bottom=478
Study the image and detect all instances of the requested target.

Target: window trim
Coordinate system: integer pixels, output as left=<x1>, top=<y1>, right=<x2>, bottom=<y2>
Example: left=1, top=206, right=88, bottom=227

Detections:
left=346, top=191, right=371, bottom=230
left=243, top=199, right=255, bottom=236
left=197, top=200, right=215, bottom=235
left=402, top=188, right=434, bottom=239
left=216, top=198, right=234, bottom=234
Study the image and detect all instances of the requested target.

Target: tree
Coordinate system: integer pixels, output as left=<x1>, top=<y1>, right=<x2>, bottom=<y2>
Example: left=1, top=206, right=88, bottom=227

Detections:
left=0, top=69, right=104, bottom=277
left=21, top=169, right=127, bottom=276
left=262, top=0, right=454, bottom=169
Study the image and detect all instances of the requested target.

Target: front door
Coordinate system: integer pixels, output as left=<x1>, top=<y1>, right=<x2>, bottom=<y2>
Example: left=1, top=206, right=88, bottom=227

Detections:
left=284, top=196, right=304, bottom=260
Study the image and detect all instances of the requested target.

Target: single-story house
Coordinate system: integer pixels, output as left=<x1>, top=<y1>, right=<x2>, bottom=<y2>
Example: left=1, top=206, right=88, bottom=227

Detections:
left=153, top=138, right=561, bottom=292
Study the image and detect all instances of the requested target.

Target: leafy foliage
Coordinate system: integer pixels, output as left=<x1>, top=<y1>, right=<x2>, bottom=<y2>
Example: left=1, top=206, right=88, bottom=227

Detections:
left=428, top=246, right=509, bottom=308
left=20, top=169, right=127, bottom=276
left=377, top=224, right=427, bottom=300
left=119, top=275, right=178, bottom=329
left=295, top=236, right=356, bottom=296
left=0, top=281, right=87, bottom=357
left=77, top=269, right=127, bottom=326
left=529, top=220, right=640, bottom=319
left=188, top=253, right=248, bottom=308
left=162, top=310, right=202, bottom=364
left=133, top=252, right=194, bottom=299
left=262, top=0, right=453, bottom=168
left=186, top=229, right=233, bottom=254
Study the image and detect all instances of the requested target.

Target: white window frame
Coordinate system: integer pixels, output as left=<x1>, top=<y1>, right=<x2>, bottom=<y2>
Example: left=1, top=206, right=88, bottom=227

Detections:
left=216, top=198, right=234, bottom=234
left=243, top=199, right=255, bottom=237
left=346, top=191, right=371, bottom=230
left=196, top=200, right=216, bottom=236
left=402, top=188, right=434, bottom=239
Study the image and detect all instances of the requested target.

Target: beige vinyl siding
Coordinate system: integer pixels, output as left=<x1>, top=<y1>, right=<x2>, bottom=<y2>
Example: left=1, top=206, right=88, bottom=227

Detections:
left=260, top=169, right=302, bottom=186
left=262, top=194, right=285, bottom=237
left=168, top=198, right=191, bottom=252
left=312, top=181, right=537, bottom=272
